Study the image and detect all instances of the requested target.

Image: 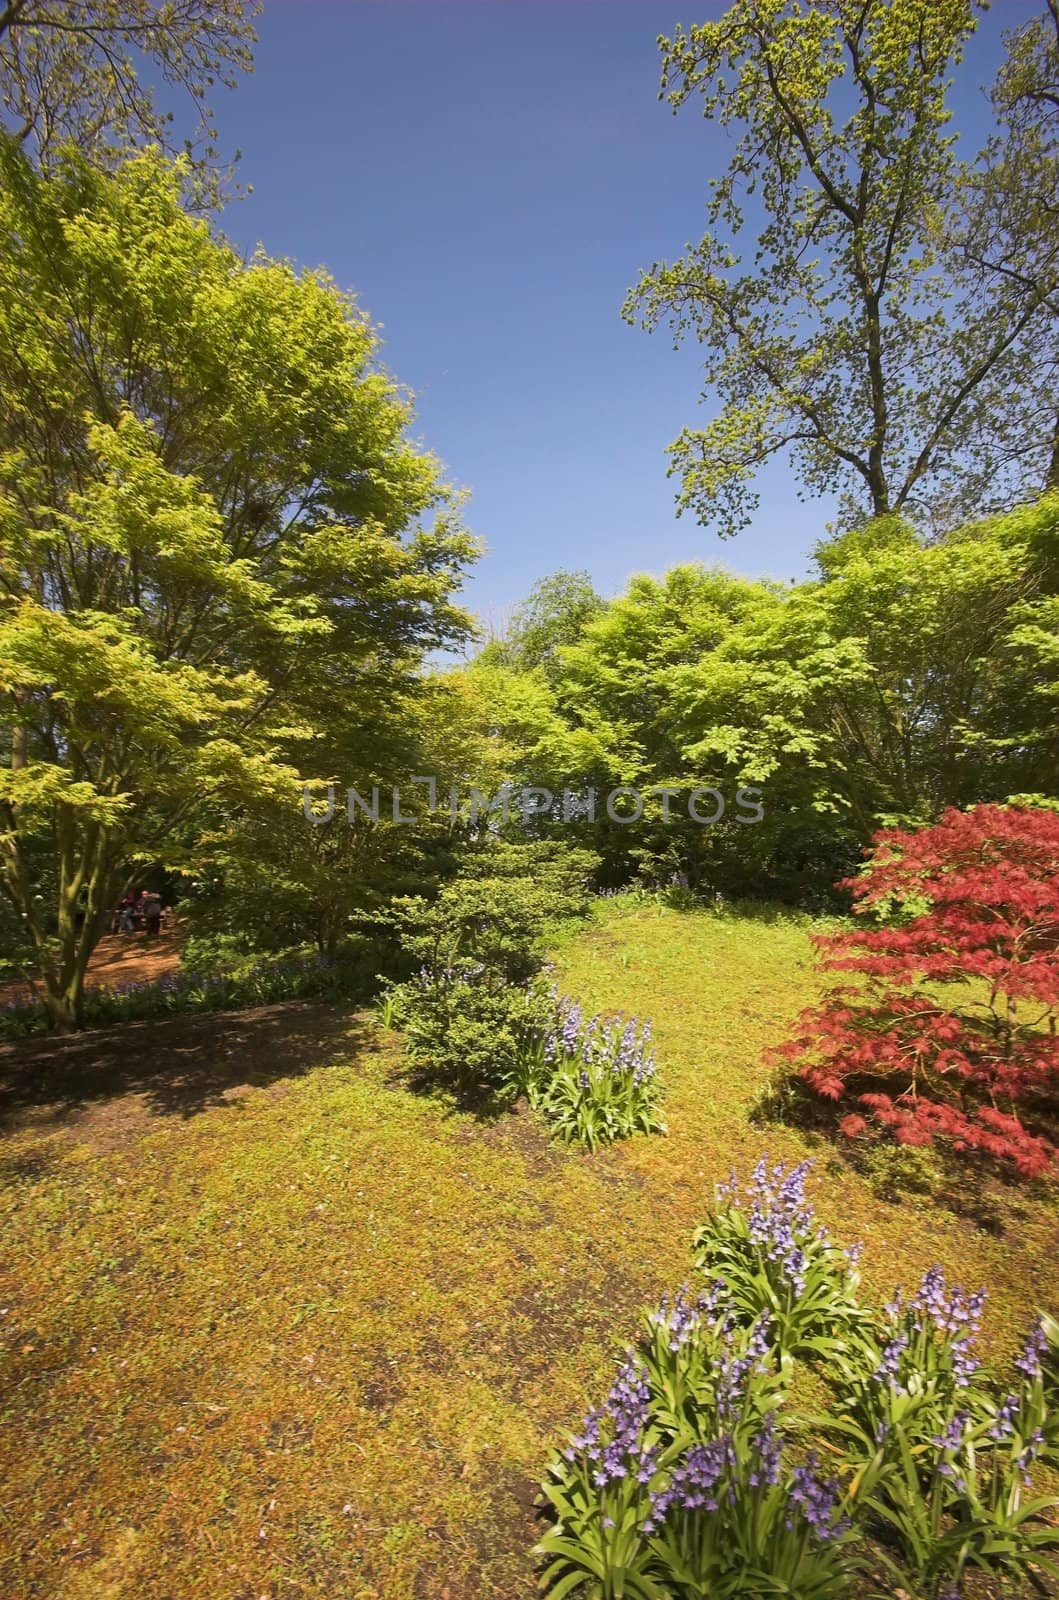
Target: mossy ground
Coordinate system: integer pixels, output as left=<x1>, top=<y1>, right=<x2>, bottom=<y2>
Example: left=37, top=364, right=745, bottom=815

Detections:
left=2, top=901, right=1057, bottom=1599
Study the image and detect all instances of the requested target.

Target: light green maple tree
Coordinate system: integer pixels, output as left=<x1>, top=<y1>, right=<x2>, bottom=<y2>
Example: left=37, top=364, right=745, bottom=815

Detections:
left=0, top=140, right=476, bottom=1026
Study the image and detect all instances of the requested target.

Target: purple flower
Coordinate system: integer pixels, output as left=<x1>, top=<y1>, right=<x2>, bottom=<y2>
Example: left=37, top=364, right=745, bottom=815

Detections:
left=905, top=1269, right=986, bottom=1387
left=934, top=1412, right=968, bottom=1454
left=650, top=1284, right=720, bottom=1352
left=873, top=1330, right=909, bottom=1385
left=990, top=1393, right=1019, bottom=1442
left=933, top=1411, right=969, bottom=1492
left=786, top=1454, right=847, bottom=1541
left=748, top=1411, right=782, bottom=1488
left=1015, top=1317, right=1048, bottom=1382
left=646, top=1435, right=735, bottom=1528
left=1016, top=1427, right=1046, bottom=1486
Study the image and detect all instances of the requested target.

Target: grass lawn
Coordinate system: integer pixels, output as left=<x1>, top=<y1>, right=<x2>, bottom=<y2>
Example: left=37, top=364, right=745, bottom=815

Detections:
left=2, top=901, right=1058, bottom=1599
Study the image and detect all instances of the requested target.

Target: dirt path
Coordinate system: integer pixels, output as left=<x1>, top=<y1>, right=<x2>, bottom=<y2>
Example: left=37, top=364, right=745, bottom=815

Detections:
left=0, top=925, right=184, bottom=1008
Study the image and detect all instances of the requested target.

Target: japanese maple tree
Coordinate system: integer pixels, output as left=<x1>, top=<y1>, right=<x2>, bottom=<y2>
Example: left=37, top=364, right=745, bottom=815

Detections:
left=771, top=805, right=1059, bottom=1178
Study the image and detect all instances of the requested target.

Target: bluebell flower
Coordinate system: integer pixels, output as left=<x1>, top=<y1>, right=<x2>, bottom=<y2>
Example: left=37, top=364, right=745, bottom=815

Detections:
left=1015, top=1317, right=1048, bottom=1382
left=990, top=1393, right=1019, bottom=1442
left=787, top=1453, right=848, bottom=1541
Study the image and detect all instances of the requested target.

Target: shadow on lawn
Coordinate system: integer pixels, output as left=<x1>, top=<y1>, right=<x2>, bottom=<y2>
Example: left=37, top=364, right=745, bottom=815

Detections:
left=392, top=1057, right=515, bottom=1124
left=0, top=1000, right=369, bottom=1138
left=752, top=1082, right=1050, bottom=1239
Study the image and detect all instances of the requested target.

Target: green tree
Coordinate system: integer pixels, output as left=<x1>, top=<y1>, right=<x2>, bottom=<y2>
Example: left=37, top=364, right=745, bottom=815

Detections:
left=0, top=0, right=257, bottom=177
left=0, top=141, right=476, bottom=1027
left=942, top=0, right=1059, bottom=507
left=664, top=500, right=1059, bottom=837
left=481, top=569, right=604, bottom=681
left=483, top=505, right=1059, bottom=902
left=625, top=0, right=1059, bottom=537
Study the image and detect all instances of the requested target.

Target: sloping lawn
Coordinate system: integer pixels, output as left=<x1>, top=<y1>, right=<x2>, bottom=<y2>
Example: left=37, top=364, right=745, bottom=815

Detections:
left=2, top=902, right=1057, bottom=1599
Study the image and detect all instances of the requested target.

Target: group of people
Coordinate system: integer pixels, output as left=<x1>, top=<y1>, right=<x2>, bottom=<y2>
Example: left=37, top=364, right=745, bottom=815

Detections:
left=112, top=888, right=165, bottom=937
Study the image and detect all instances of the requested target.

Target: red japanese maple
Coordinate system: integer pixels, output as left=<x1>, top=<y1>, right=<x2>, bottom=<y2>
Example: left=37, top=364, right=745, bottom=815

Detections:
left=771, top=805, right=1059, bottom=1178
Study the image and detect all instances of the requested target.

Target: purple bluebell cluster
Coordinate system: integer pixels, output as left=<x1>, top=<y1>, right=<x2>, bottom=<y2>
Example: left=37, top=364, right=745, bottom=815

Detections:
left=748, top=1411, right=782, bottom=1488
left=991, top=1320, right=1050, bottom=1485
left=543, top=996, right=657, bottom=1088
left=872, top=1329, right=910, bottom=1384
left=648, top=1284, right=721, bottom=1353
left=933, top=1411, right=970, bottom=1493
left=990, top=1392, right=1020, bottom=1442
left=884, top=1267, right=987, bottom=1388
left=714, top=1313, right=773, bottom=1420
left=565, top=1351, right=656, bottom=1491
left=786, top=1453, right=849, bottom=1541
left=644, top=1436, right=738, bottom=1529
left=1015, top=1427, right=1046, bottom=1486
left=718, top=1157, right=839, bottom=1299
left=641, top=1309, right=775, bottom=1533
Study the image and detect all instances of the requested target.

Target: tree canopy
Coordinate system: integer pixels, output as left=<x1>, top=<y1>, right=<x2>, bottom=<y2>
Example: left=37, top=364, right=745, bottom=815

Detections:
left=625, top=0, right=1059, bottom=537
left=0, top=139, right=476, bottom=1024
left=0, top=0, right=257, bottom=179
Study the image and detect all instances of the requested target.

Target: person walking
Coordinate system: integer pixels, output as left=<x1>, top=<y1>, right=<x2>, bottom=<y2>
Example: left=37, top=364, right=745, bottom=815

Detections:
left=142, top=889, right=162, bottom=939
left=118, top=890, right=137, bottom=934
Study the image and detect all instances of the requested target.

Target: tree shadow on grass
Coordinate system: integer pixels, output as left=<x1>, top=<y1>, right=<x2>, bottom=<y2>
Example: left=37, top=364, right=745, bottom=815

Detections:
left=0, top=1000, right=371, bottom=1143
left=387, top=1056, right=516, bottom=1125
left=751, top=1074, right=1051, bottom=1238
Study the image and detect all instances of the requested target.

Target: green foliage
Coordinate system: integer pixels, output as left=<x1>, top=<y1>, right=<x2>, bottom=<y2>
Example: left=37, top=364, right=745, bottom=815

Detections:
left=0, top=950, right=369, bottom=1039
left=388, top=967, right=552, bottom=1101
left=454, top=498, right=1059, bottom=905
left=482, top=569, right=604, bottom=682
left=537, top=1160, right=1059, bottom=1600
left=0, top=139, right=476, bottom=1027
left=861, top=1142, right=942, bottom=1202
left=0, top=0, right=257, bottom=185
left=381, top=839, right=598, bottom=1096
left=538, top=1303, right=847, bottom=1600
left=625, top=0, right=1059, bottom=537
left=691, top=1163, right=866, bottom=1365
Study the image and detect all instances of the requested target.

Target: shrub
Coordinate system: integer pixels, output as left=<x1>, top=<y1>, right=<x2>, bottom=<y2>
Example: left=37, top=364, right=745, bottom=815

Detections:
left=381, top=839, right=597, bottom=1095
left=387, top=963, right=551, bottom=1099
left=769, top=805, right=1059, bottom=1179
left=536, top=1159, right=1059, bottom=1600
left=691, top=1159, right=866, bottom=1364
left=523, top=996, right=667, bottom=1150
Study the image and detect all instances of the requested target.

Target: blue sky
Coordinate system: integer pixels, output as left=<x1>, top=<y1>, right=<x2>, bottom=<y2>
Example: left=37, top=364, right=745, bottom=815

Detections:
left=208, top=0, right=1037, bottom=627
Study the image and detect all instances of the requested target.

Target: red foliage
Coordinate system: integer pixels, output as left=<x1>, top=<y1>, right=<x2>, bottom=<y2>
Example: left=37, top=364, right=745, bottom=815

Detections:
left=769, top=806, right=1059, bottom=1179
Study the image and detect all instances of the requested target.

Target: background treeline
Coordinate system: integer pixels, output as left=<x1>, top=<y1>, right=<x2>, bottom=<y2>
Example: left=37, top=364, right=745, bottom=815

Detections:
left=457, top=499, right=1059, bottom=905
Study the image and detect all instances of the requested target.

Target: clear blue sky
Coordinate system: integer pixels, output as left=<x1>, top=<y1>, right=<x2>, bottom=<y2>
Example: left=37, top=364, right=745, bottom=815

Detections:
left=208, top=0, right=1037, bottom=626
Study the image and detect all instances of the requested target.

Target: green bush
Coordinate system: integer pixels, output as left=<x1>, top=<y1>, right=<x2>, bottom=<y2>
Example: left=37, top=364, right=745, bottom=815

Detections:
left=389, top=967, right=552, bottom=1099
left=381, top=838, right=597, bottom=1095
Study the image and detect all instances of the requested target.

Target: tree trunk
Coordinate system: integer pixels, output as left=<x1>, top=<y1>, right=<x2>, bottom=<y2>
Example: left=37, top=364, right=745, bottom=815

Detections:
left=1045, top=410, right=1059, bottom=493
